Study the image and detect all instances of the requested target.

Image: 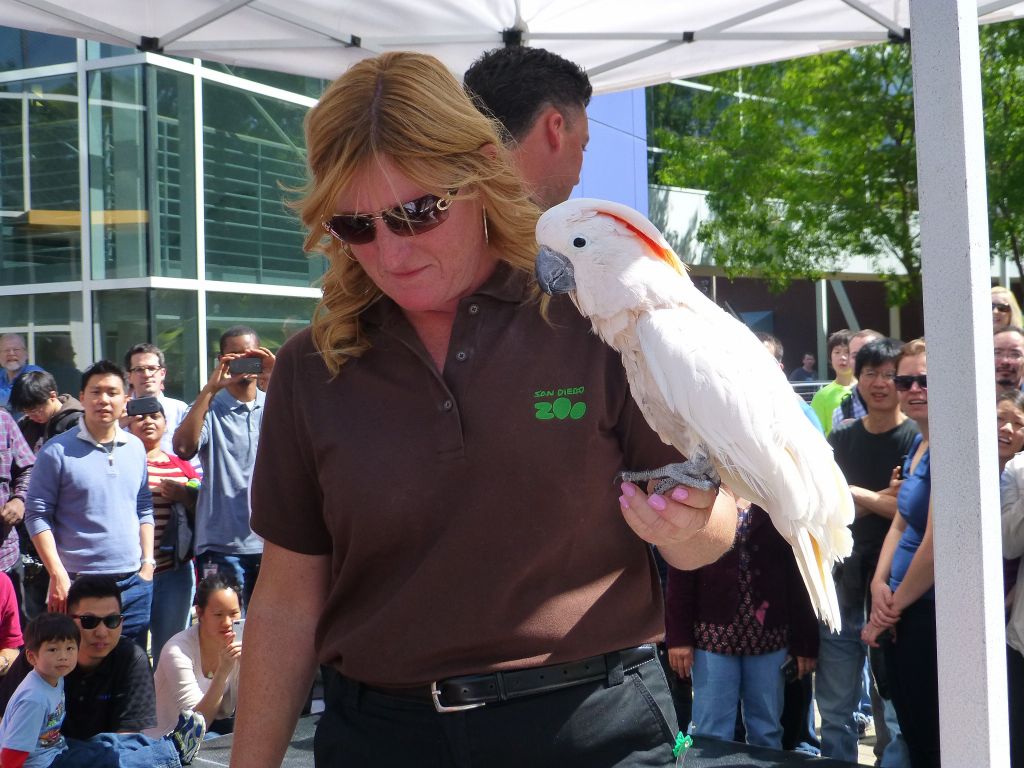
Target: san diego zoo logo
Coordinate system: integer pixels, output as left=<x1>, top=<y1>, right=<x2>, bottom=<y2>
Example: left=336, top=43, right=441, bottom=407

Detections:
left=533, top=386, right=587, bottom=421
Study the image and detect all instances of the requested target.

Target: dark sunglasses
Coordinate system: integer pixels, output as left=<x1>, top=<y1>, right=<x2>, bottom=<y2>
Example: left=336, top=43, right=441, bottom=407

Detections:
left=73, top=613, right=124, bottom=630
left=894, top=374, right=928, bottom=391
left=322, top=191, right=455, bottom=245
left=994, top=302, right=1012, bottom=313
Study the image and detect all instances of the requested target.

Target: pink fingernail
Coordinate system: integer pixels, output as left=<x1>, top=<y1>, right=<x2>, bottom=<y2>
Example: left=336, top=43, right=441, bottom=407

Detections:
left=620, top=482, right=636, bottom=497
left=619, top=495, right=630, bottom=509
left=670, top=487, right=689, bottom=503
left=648, top=494, right=667, bottom=511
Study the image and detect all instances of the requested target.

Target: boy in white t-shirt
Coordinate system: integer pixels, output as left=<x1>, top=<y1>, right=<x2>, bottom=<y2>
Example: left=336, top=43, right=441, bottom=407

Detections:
left=0, top=614, right=205, bottom=768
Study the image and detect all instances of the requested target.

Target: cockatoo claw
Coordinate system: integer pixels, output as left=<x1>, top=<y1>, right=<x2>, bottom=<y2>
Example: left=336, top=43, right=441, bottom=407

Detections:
left=615, top=457, right=722, bottom=496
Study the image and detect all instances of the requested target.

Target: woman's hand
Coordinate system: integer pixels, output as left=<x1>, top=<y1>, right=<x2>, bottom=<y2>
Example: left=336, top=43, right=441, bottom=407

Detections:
left=869, top=578, right=900, bottom=627
left=667, top=646, right=694, bottom=679
left=861, top=619, right=894, bottom=648
left=215, top=641, right=242, bottom=680
left=160, top=478, right=190, bottom=503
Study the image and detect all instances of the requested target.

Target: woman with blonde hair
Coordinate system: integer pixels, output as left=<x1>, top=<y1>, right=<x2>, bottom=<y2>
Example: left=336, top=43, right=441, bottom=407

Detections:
left=992, top=285, right=1023, bottom=330
left=230, top=52, right=738, bottom=768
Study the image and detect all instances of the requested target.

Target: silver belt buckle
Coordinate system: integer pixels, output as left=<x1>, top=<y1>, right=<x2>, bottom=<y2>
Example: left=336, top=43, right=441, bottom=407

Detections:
left=430, top=681, right=487, bottom=713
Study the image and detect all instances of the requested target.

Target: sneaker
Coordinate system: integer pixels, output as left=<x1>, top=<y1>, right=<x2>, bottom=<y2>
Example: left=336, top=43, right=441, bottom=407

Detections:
left=853, top=711, right=873, bottom=738
left=169, top=708, right=206, bottom=764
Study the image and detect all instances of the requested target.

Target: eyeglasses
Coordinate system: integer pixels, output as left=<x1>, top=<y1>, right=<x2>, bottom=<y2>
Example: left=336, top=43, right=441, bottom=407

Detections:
left=322, top=191, right=454, bottom=245
left=995, top=349, right=1024, bottom=361
left=129, top=366, right=163, bottom=375
left=860, top=369, right=896, bottom=382
left=73, top=613, right=124, bottom=630
left=894, top=374, right=928, bottom=391
left=0, top=347, right=25, bottom=355
left=994, top=303, right=1012, bottom=313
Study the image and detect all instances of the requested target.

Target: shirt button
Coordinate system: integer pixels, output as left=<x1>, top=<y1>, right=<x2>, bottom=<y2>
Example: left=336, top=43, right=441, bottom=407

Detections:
left=442, top=399, right=453, bottom=411
left=455, top=351, right=467, bottom=362
left=468, top=303, right=480, bottom=315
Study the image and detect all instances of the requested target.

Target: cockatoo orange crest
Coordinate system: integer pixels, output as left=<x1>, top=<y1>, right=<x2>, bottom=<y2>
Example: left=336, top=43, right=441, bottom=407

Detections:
left=535, top=198, right=854, bottom=631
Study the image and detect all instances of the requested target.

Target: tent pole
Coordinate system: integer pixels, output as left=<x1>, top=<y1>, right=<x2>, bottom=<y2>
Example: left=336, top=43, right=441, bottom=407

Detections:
left=909, top=2, right=1009, bottom=766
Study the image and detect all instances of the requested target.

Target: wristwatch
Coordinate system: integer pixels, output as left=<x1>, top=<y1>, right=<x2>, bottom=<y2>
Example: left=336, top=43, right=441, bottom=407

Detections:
left=141, top=558, right=157, bottom=567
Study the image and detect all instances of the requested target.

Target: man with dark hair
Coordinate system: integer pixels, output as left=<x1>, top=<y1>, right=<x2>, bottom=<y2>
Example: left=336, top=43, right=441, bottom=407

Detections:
left=173, top=327, right=274, bottom=609
left=0, top=575, right=158, bottom=737
left=464, top=46, right=592, bottom=210
left=995, top=325, right=1024, bottom=396
left=24, top=361, right=155, bottom=646
left=816, top=338, right=916, bottom=766
left=830, top=329, right=884, bottom=433
left=123, top=343, right=188, bottom=456
left=789, top=353, right=817, bottom=382
left=10, top=371, right=83, bottom=455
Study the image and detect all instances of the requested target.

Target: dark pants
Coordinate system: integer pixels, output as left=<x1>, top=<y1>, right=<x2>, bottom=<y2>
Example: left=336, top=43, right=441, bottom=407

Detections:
left=1009, top=644, right=1024, bottom=768
left=883, top=599, right=940, bottom=768
left=780, top=673, right=819, bottom=753
left=316, top=654, right=679, bottom=767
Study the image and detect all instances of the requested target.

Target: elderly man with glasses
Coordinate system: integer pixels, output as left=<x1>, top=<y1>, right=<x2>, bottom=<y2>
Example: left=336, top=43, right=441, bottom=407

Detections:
left=0, top=575, right=157, bottom=736
left=0, top=334, right=45, bottom=417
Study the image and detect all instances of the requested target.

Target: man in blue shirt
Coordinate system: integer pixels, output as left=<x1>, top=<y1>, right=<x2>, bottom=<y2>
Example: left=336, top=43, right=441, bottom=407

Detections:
left=173, top=326, right=274, bottom=610
left=0, top=334, right=45, bottom=416
left=24, top=361, right=155, bottom=647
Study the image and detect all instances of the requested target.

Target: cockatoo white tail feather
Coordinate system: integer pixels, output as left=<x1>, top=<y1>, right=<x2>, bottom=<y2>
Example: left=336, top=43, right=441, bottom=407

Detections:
left=535, top=198, right=854, bottom=631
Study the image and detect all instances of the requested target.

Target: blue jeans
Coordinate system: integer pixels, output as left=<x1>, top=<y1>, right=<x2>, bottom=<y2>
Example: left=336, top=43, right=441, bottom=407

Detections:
left=115, top=572, right=153, bottom=651
left=816, top=613, right=909, bottom=767
left=197, top=551, right=261, bottom=611
left=150, top=562, right=196, bottom=664
left=52, top=733, right=180, bottom=768
left=690, top=648, right=787, bottom=749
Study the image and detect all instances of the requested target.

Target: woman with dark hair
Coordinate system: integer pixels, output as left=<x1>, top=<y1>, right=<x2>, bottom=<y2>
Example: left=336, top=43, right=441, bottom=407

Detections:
left=153, top=576, right=241, bottom=737
left=998, top=389, right=1024, bottom=767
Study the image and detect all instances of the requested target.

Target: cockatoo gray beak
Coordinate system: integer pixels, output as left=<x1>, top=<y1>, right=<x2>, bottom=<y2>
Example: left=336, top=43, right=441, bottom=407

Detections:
left=535, top=245, right=576, bottom=295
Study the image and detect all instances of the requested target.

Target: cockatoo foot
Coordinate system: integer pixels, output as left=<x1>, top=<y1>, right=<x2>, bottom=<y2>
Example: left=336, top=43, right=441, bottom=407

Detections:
left=616, top=458, right=722, bottom=495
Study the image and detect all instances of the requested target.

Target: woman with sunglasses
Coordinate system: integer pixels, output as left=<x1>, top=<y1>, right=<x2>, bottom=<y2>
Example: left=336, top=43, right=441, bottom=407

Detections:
left=230, top=51, right=738, bottom=768
left=862, top=338, right=940, bottom=768
left=125, top=404, right=198, bottom=664
left=992, top=286, right=1023, bottom=331
left=153, top=576, right=241, bottom=738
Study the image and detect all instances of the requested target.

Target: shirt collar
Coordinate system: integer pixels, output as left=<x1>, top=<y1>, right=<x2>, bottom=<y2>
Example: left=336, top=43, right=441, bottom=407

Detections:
left=363, top=261, right=533, bottom=330
left=215, top=387, right=266, bottom=411
left=75, top=423, right=130, bottom=446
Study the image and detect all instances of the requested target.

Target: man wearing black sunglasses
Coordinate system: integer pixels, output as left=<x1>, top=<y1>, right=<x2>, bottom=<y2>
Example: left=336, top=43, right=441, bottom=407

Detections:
left=0, top=575, right=157, bottom=737
left=465, top=46, right=592, bottom=210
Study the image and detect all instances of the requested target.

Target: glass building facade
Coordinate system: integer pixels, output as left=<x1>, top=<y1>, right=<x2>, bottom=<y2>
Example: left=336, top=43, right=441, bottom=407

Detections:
left=0, top=28, right=324, bottom=399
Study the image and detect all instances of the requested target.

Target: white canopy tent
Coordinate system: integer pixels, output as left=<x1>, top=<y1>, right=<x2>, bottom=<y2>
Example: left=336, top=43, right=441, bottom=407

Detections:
left=0, top=1, right=1017, bottom=764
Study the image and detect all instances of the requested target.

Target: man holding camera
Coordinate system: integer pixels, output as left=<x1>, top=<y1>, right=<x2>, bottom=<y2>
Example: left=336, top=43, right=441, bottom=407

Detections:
left=24, top=361, right=155, bottom=647
left=173, top=326, right=274, bottom=611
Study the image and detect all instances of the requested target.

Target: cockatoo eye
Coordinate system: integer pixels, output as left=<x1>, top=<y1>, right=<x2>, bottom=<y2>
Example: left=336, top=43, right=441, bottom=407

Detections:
left=572, top=236, right=588, bottom=248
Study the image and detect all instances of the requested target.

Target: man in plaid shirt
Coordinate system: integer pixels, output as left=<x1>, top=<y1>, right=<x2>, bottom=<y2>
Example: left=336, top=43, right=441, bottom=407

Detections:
left=0, top=408, right=34, bottom=625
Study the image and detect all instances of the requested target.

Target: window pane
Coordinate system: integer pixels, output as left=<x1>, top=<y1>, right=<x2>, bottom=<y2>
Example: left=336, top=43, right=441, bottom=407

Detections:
left=203, top=62, right=327, bottom=99
left=0, top=74, right=81, bottom=284
left=154, top=68, right=197, bottom=278
left=84, top=40, right=135, bottom=60
left=202, top=81, right=325, bottom=286
left=93, top=288, right=199, bottom=401
left=89, top=67, right=147, bottom=279
left=205, top=291, right=314, bottom=357
left=0, top=28, right=76, bottom=72
left=0, top=292, right=85, bottom=396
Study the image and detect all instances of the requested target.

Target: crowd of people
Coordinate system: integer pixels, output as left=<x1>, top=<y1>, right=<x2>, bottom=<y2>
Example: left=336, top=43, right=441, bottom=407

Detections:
left=0, top=43, right=1018, bottom=768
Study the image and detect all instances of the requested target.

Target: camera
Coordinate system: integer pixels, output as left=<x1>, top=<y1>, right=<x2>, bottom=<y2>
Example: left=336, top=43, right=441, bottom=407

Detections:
left=228, top=357, right=262, bottom=376
left=126, top=397, right=161, bottom=417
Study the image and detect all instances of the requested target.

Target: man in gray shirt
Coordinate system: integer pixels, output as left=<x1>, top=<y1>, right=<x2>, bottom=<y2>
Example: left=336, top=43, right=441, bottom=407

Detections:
left=173, top=326, right=274, bottom=609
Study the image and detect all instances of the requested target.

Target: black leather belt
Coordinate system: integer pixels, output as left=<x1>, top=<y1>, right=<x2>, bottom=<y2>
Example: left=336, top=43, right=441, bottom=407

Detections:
left=365, top=644, right=656, bottom=714
left=67, top=570, right=138, bottom=582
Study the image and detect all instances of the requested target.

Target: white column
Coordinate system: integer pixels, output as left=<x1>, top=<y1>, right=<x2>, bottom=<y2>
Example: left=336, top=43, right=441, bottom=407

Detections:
left=909, top=2, right=1009, bottom=767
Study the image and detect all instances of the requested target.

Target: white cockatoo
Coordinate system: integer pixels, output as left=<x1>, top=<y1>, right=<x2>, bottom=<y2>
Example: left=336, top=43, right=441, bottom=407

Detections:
left=535, top=198, right=854, bottom=630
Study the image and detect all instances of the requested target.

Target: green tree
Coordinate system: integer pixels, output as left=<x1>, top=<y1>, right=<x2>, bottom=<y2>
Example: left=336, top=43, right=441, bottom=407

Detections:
left=652, top=25, right=1024, bottom=305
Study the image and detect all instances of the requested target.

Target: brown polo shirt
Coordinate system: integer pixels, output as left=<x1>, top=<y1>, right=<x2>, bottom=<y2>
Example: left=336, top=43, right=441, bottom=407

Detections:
left=250, top=263, right=681, bottom=685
